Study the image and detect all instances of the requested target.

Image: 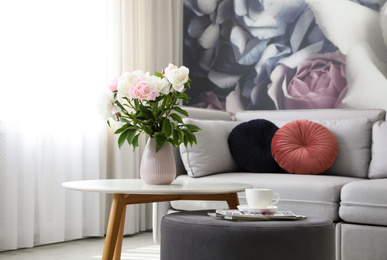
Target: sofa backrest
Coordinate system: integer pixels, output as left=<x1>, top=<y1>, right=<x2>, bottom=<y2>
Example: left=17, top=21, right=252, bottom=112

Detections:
left=175, top=108, right=387, bottom=178
left=181, top=106, right=233, bottom=121
left=235, top=109, right=386, bottom=178
left=235, top=109, right=386, bottom=123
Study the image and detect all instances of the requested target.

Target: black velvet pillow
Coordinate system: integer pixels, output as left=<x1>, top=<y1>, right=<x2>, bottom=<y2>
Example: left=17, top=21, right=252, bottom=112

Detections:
left=228, top=119, right=286, bottom=173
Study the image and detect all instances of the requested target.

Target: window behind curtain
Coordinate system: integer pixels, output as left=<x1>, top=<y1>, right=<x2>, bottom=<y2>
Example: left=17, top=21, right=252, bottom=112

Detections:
left=0, top=0, right=108, bottom=250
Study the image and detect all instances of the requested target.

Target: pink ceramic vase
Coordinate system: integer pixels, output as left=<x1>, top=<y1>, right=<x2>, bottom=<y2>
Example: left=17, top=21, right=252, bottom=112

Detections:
left=140, top=138, right=176, bottom=185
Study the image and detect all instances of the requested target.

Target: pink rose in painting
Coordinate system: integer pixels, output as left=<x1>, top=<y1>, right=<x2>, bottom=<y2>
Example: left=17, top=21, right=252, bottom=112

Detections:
left=108, top=78, right=119, bottom=92
left=268, top=51, right=348, bottom=109
left=130, top=78, right=160, bottom=101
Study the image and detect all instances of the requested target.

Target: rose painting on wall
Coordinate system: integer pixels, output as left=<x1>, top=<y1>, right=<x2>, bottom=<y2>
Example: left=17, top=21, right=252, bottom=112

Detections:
left=182, top=0, right=387, bottom=113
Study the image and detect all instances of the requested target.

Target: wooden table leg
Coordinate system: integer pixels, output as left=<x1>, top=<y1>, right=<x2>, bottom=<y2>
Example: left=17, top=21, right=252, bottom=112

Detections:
left=225, top=193, right=240, bottom=209
left=113, top=202, right=127, bottom=260
left=102, top=194, right=126, bottom=260
left=101, top=191, right=240, bottom=259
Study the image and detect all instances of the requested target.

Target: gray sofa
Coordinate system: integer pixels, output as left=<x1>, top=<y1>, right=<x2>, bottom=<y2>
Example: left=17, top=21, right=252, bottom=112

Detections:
left=153, top=107, right=387, bottom=260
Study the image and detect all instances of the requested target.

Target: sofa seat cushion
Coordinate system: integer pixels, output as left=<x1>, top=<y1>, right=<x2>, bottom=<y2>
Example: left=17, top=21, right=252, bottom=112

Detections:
left=340, top=179, right=387, bottom=226
left=172, top=173, right=362, bottom=221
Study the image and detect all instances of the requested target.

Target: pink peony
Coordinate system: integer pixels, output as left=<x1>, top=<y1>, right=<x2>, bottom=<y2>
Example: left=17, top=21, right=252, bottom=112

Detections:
left=130, top=78, right=160, bottom=101
left=268, top=51, right=348, bottom=109
left=108, top=78, right=119, bottom=92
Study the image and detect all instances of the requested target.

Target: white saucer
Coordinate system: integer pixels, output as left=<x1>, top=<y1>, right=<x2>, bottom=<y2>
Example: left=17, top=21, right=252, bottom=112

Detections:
left=237, top=205, right=278, bottom=213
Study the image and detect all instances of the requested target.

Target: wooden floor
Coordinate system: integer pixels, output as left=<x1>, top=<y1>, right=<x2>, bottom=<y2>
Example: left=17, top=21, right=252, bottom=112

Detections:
left=0, top=232, right=159, bottom=260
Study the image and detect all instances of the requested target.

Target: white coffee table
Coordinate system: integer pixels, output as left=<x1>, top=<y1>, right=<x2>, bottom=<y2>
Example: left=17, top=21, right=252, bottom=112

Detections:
left=62, top=179, right=252, bottom=260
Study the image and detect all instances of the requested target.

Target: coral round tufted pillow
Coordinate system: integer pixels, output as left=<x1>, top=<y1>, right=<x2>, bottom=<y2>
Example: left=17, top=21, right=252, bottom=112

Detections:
left=271, top=119, right=338, bottom=175
left=228, top=119, right=286, bottom=173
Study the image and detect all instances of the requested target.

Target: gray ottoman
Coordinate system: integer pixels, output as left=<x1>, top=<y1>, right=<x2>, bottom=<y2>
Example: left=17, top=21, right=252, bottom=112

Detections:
left=161, top=210, right=334, bottom=260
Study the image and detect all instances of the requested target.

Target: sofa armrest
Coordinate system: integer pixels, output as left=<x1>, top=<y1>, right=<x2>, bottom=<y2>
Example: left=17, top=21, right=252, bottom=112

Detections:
left=182, top=106, right=232, bottom=121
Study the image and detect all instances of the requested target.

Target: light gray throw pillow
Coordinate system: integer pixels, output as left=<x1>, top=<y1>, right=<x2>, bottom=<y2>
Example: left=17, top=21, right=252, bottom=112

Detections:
left=369, top=121, right=387, bottom=179
left=318, top=117, right=372, bottom=178
left=179, top=118, right=241, bottom=177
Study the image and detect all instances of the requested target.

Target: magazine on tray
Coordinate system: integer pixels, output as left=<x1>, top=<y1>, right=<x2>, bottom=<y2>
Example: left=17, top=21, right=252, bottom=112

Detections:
left=208, top=209, right=307, bottom=221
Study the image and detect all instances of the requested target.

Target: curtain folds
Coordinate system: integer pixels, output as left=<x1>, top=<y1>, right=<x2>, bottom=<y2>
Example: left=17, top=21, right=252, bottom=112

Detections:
left=0, top=0, right=109, bottom=250
left=107, top=0, right=183, bottom=235
left=0, top=0, right=182, bottom=251
left=121, top=0, right=183, bottom=72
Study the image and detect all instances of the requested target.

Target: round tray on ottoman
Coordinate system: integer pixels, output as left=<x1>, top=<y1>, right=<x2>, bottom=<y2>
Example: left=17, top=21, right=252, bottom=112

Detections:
left=161, top=210, right=334, bottom=260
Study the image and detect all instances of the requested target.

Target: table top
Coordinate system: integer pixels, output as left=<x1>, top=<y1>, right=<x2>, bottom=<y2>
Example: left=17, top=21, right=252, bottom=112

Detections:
left=62, top=179, right=252, bottom=195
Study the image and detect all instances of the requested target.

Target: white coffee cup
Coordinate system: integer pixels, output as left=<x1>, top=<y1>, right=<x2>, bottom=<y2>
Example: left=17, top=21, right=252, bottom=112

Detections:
left=245, top=188, right=280, bottom=208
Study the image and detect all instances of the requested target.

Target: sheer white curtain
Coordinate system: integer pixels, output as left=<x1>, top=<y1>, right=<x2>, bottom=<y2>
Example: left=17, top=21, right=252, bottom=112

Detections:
left=0, top=0, right=183, bottom=251
left=0, top=0, right=108, bottom=250
left=106, top=0, right=183, bottom=235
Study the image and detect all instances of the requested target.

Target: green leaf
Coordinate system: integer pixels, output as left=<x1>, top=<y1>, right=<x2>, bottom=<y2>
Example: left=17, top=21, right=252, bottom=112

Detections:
left=161, top=96, right=168, bottom=111
left=184, top=124, right=202, bottom=132
left=189, top=133, right=197, bottom=145
left=115, top=100, right=126, bottom=111
left=181, top=92, right=189, bottom=102
left=139, top=105, right=153, bottom=115
left=118, top=131, right=129, bottom=148
left=127, top=113, right=136, bottom=120
left=126, top=129, right=138, bottom=145
left=154, top=71, right=163, bottom=78
left=141, top=125, right=154, bottom=136
left=131, top=134, right=140, bottom=151
left=137, top=111, right=150, bottom=120
left=187, top=130, right=197, bottom=146
left=155, top=135, right=166, bottom=152
left=120, top=117, right=131, bottom=124
left=183, top=135, right=189, bottom=147
left=175, top=128, right=184, bottom=143
left=170, top=113, right=183, bottom=123
left=116, top=128, right=139, bottom=149
left=173, top=130, right=180, bottom=145
left=162, top=118, right=173, bottom=138
left=173, top=106, right=188, bottom=116
left=153, top=95, right=164, bottom=104
left=114, top=124, right=129, bottom=134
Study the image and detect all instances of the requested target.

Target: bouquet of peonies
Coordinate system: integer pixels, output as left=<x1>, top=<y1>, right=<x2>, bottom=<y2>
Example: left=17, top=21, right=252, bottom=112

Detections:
left=98, top=64, right=201, bottom=152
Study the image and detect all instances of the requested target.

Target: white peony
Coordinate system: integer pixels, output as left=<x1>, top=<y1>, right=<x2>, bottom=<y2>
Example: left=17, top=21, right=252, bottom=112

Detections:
left=117, top=70, right=149, bottom=98
left=164, top=64, right=189, bottom=92
left=146, top=75, right=171, bottom=95
left=97, top=91, right=121, bottom=121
